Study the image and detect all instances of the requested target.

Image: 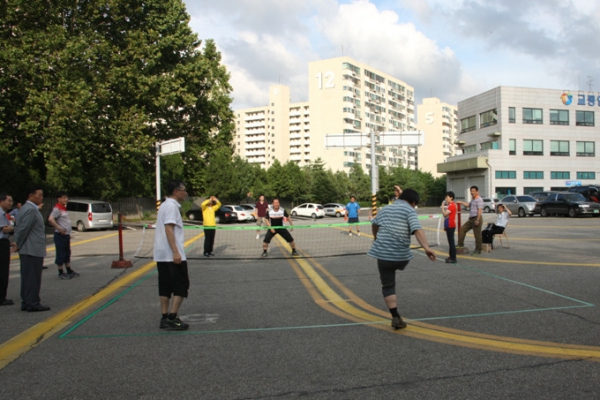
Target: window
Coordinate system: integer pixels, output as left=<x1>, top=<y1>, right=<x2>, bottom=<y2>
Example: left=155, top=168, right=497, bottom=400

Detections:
left=550, top=140, right=569, bottom=156
left=577, top=172, right=596, bottom=180
left=495, top=187, right=516, bottom=197
left=509, top=139, right=516, bottom=155
left=480, top=109, right=497, bottom=128
left=550, top=109, right=569, bottom=125
left=523, top=139, right=543, bottom=155
left=524, top=171, right=543, bottom=179
left=463, top=144, right=477, bottom=154
left=460, top=115, right=476, bottom=133
left=523, top=108, right=543, bottom=124
left=524, top=187, right=543, bottom=195
left=576, top=141, right=595, bottom=157
left=495, top=171, right=516, bottom=179
left=551, top=171, right=570, bottom=179
left=576, top=111, right=594, bottom=126
left=509, top=107, right=516, bottom=123
left=481, top=141, right=499, bottom=151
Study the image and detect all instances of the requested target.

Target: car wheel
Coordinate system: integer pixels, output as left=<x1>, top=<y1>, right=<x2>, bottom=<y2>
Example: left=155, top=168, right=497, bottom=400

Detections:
left=188, top=212, right=197, bottom=220
left=311, top=213, right=317, bottom=219
left=335, top=212, right=341, bottom=218
left=568, top=208, right=577, bottom=218
left=216, top=216, right=222, bottom=224
left=484, top=206, right=490, bottom=213
left=518, top=208, right=526, bottom=218
left=292, top=211, right=297, bottom=217
left=540, top=207, right=548, bottom=217
left=77, top=221, right=86, bottom=232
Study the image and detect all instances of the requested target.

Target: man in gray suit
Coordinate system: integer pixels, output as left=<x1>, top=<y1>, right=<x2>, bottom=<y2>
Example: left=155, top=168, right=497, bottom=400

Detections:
left=14, top=185, right=50, bottom=312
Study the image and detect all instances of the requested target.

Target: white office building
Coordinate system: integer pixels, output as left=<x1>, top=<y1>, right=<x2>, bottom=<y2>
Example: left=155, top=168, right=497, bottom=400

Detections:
left=438, top=86, right=600, bottom=201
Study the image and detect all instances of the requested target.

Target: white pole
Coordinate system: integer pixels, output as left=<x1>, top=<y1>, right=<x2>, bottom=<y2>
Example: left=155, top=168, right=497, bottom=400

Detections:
left=155, top=142, right=161, bottom=210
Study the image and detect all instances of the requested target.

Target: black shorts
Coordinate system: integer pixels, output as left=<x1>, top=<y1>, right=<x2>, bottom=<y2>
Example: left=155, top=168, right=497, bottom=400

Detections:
left=263, top=228, right=294, bottom=244
left=157, top=261, right=190, bottom=298
left=348, top=217, right=359, bottom=224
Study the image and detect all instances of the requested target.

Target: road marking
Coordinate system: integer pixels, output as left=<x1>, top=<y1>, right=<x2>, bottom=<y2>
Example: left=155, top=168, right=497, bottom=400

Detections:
left=0, top=232, right=204, bottom=370
left=10, top=232, right=119, bottom=261
left=282, top=240, right=600, bottom=361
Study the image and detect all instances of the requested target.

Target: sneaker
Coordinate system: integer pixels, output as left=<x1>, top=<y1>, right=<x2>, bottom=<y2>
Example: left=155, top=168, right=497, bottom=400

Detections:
left=357, top=232, right=360, bottom=236
left=256, top=234, right=260, bottom=240
left=203, top=253, right=210, bottom=257
left=348, top=232, right=352, bottom=236
left=472, top=250, right=481, bottom=255
left=391, top=316, right=407, bottom=330
left=456, top=245, right=464, bottom=249
left=159, top=318, right=170, bottom=329
left=58, top=272, right=71, bottom=280
left=208, top=253, right=215, bottom=257
left=165, top=316, right=189, bottom=331
left=291, top=249, right=299, bottom=256
left=67, top=270, right=80, bottom=278
left=445, top=258, right=457, bottom=264
left=261, top=251, right=268, bottom=258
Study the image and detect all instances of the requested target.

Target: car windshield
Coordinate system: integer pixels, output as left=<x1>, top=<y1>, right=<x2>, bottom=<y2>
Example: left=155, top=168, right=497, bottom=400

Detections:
left=91, top=203, right=112, bottom=213
left=565, top=193, right=586, bottom=202
left=317, top=205, right=324, bottom=209
left=232, top=206, right=245, bottom=211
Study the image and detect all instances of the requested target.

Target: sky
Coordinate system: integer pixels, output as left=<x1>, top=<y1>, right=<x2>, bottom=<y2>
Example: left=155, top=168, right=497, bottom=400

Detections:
left=183, top=0, right=600, bottom=112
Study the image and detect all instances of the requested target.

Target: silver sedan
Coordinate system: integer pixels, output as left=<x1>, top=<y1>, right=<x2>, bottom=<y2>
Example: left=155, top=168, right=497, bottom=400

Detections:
left=498, top=195, right=537, bottom=217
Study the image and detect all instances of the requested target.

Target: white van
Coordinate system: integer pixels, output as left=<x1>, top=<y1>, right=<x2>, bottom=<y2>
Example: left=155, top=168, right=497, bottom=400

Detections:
left=66, top=200, right=114, bottom=231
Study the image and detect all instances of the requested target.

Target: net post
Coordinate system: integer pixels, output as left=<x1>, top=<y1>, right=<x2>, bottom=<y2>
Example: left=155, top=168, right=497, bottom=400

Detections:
left=371, top=194, right=378, bottom=219
left=111, top=212, right=133, bottom=268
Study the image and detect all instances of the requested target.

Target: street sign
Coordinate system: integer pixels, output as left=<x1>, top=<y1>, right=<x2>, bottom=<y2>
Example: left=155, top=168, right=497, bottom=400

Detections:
left=324, top=131, right=424, bottom=148
left=565, top=180, right=582, bottom=187
left=158, top=137, right=185, bottom=156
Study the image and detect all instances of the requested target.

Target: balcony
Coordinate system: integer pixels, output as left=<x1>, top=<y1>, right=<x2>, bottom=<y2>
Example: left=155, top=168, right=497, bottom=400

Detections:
left=290, top=125, right=301, bottom=132
left=290, top=147, right=302, bottom=154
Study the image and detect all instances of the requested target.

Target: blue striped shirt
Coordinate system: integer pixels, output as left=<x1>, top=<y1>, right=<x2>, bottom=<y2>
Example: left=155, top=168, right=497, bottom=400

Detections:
left=367, top=200, right=422, bottom=262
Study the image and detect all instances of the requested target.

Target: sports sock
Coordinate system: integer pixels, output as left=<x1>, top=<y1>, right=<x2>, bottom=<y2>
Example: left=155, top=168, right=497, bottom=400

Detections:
left=66, top=268, right=74, bottom=273
left=389, top=307, right=400, bottom=318
left=167, top=313, right=177, bottom=320
left=58, top=269, right=65, bottom=275
left=162, top=314, right=168, bottom=319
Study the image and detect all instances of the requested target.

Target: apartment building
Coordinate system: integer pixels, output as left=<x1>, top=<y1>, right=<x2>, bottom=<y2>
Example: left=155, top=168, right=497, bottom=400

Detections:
left=416, top=97, right=459, bottom=177
left=438, top=86, right=600, bottom=200
left=234, top=56, right=419, bottom=172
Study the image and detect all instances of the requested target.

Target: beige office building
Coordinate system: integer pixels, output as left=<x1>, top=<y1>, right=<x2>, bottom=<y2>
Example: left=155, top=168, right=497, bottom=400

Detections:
left=416, top=98, right=459, bottom=177
left=234, top=57, right=419, bottom=172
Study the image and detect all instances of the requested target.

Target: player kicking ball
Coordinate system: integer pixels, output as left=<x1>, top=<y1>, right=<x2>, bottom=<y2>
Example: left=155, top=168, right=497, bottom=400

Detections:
left=261, top=199, right=298, bottom=257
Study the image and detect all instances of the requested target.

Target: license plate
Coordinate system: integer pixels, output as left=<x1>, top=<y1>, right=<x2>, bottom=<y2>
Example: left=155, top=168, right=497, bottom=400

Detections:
left=98, top=219, right=107, bottom=222
left=594, top=210, right=599, bottom=214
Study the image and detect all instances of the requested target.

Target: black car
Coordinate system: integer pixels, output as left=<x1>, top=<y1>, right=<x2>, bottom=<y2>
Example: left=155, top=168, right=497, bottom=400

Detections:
left=533, top=192, right=600, bottom=217
left=567, top=185, right=600, bottom=203
left=185, top=206, right=239, bottom=223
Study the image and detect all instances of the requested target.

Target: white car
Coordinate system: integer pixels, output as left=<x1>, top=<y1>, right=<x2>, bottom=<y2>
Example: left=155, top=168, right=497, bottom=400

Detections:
left=291, top=203, right=325, bottom=219
left=224, top=205, right=251, bottom=222
left=238, top=204, right=257, bottom=221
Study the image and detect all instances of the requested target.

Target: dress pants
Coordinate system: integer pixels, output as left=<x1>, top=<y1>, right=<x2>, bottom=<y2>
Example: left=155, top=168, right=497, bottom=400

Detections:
left=0, top=239, right=10, bottom=300
left=20, top=254, right=44, bottom=308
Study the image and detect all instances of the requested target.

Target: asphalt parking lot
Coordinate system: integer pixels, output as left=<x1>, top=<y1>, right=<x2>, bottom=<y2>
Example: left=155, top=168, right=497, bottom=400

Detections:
left=0, top=211, right=599, bottom=399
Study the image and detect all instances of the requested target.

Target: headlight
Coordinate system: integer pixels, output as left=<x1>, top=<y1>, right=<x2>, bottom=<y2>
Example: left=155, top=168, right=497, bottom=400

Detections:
left=579, top=204, right=589, bottom=208
left=527, top=204, right=535, bottom=210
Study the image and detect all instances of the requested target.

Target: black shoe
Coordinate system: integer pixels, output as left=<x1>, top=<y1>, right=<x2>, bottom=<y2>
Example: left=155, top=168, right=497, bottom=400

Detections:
left=445, top=258, right=457, bottom=264
left=27, top=305, right=51, bottom=312
left=59, top=272, right=71, bottom=280
left=165, top=316, right=189, bottom=331
left=203, top=253, right=210, bottom=257
left=391, top=316, right=407, bottom=330
left=21, top=303, right=27, bottom=311
left=261, top=251, right=268, bottom=258
left=208, top=253, right=215, bottom=257
left=159, top=318, right=170, bottom=329
left=0, top=299, right=14, bottom=306
left=67, top=270, right=80, bottom=278
left=291, top=249, right=299, bottom=256
left=42, top=266, right=48, bottom=270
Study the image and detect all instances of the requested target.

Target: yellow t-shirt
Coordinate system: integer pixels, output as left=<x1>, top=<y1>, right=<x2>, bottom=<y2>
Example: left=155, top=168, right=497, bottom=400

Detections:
left=201, top=199, right=221, bottom=227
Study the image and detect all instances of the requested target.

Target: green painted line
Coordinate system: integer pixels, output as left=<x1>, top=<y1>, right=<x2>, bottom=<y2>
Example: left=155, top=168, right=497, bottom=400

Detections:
left=61, top=320, right=390, bottom=340
left=412, top=304, right=593, bottom=322
left=59, top=271, right=157, bottom=339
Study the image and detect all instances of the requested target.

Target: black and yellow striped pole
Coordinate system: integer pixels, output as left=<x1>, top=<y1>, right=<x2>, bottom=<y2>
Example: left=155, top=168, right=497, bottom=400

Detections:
left=156, top=199, right=161, bottom=211
left=371, top=194, right=378, bottom=219
left=370, top=129, right=379, bottom=219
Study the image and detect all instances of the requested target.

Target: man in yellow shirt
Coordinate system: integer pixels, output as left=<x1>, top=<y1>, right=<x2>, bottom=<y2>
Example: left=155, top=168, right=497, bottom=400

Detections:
left=201, top=196, right=221, bottom=257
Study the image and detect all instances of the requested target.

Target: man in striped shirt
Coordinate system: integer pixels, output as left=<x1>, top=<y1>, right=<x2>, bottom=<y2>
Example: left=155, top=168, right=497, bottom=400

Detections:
left=368, top=188, right=436, bottom=330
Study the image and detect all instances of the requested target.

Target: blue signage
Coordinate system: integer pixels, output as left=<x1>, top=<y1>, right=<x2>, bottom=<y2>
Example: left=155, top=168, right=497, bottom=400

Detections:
left=561, top=92, right=600, bottom=107
left=565, top=180, right=582, bottom=187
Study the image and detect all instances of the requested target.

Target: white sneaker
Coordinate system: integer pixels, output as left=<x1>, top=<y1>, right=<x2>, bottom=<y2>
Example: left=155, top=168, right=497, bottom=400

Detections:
left=357, top=232, right=360, bottom=236
left=256, top=234, right=260, bottom=239
left=348, top=232, right=352, bottom=236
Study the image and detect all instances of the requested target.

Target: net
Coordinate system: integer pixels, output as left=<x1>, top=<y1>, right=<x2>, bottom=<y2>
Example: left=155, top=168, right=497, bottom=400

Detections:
left=134, top=214, right=442, bottom=260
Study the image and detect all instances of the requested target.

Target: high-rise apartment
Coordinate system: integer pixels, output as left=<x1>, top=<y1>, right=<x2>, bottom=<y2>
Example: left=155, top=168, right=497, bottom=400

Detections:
left=416, top=98, right=459, bottom=177
left=233, top=57, right=419, bottom=172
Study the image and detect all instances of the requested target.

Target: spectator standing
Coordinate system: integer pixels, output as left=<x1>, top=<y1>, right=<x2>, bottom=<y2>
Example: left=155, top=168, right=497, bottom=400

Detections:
left=154, top=180, right=189, bottom=330
left=201, top=196, right=221, bottom=257
left=345, top=196, right=361, bottom=236
left=9, top=202, right=21, bottom=223
left=368, top=189, right=436, bottom=329
left=254, top=195, right=269, bottom=240
left=48, top=192, right=79, bottom=280
left=457, top=186, right=484, bottom=255
left=0, top=194, right=15, bottom=306
left=482, top=204, right=512, bottom=248
left=14, top=185, right=50, bottom=312
left=441, top=191, right=457, bottom=264
left=391, top=185, right=403, bottom=202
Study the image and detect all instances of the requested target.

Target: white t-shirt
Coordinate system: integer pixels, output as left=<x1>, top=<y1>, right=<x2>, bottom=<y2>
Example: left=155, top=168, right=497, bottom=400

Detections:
left=153, top=197, right=186, bottom=262
left=496, top=211, right=510, bottom=228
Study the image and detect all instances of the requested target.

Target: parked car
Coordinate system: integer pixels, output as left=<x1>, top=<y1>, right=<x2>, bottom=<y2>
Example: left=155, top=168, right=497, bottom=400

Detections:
left=482, top=198, right=498, bottom=213
left=66, top=200, right=113, bottom=231
left=534, top=192, right=600, bottom=217
left=322, top=203, right=346, bottom=217
left=530, top=191, right=556, bottom=202
left=498, top=195, right=537, bottom=217
left=186, top=206, right=239, bottom=224
left=224, top=205, right=251, bottom=222
left=567, top=185, right=600, bottom=202
left=238, top=204, right=257, bottom=221
left=291, top=203, right=325, bottom=219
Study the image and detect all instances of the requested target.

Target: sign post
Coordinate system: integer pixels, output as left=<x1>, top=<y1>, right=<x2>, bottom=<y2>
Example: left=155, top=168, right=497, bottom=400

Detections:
left=156, top=137, right=186, bottom=209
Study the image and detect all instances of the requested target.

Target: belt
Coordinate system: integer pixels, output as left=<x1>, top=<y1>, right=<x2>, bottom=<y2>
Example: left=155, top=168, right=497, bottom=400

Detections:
left=0, top=238, right=9, bottom=242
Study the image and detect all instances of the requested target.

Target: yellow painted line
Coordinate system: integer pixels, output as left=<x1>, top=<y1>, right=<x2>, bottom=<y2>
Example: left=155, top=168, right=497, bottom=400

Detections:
left=10, top=232, right=120, bottom=261
left=286, top=244, right=600, bottom=361
left=0, top=232, right=204, bottom=370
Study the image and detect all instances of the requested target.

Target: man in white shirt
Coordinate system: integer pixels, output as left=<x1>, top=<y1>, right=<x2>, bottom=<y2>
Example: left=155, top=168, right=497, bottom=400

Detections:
left=154, top=180, right=189, bottom=330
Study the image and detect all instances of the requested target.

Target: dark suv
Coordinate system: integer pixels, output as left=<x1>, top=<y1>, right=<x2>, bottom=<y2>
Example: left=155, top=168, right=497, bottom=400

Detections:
left=567, top=185, right=599, bottom=202
left=533, top=192, right=600, bottom=217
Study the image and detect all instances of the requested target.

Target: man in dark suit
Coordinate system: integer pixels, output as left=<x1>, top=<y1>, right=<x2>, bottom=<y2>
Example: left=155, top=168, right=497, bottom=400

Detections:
left=14, top=185, right=50, bottom=312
